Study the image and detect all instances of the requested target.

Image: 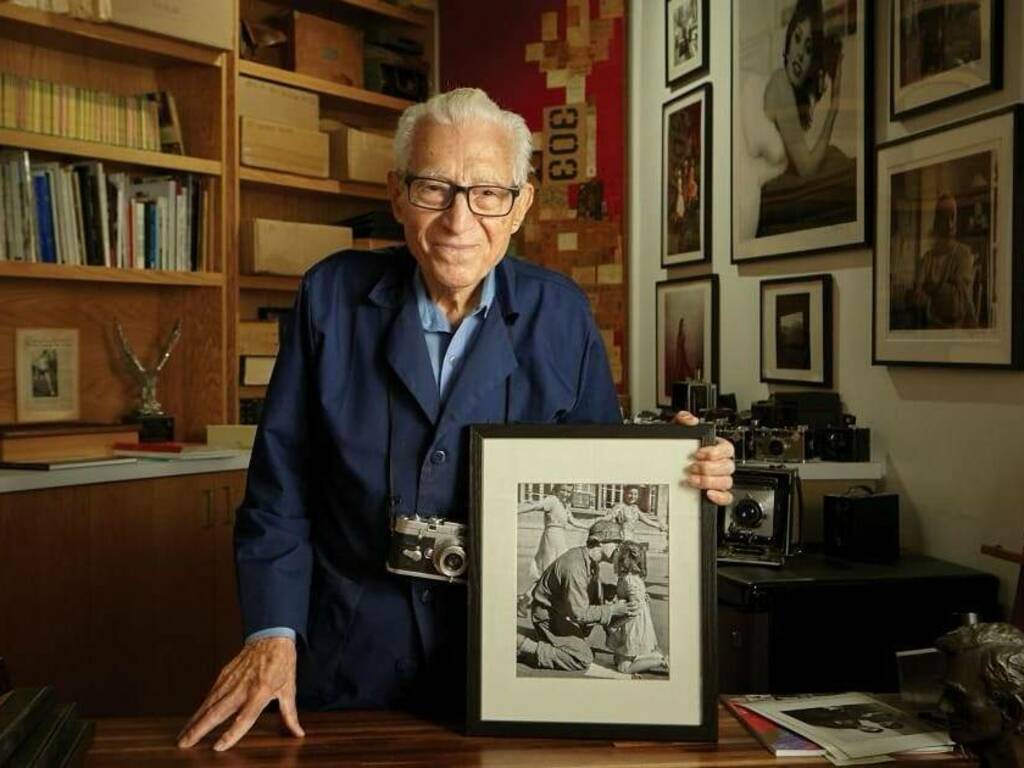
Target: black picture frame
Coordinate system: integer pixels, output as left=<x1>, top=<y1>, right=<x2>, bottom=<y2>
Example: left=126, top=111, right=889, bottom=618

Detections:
left=666, top=0, right=710, bottom=88
left=873, top=105, right=1023, bottom=369
left=890, top=0, right=1003, bottom=121
left=730, top=0, right=874, bottom=264
left=467, top=423, right=719, bottom=741
left=759, top=274, right=833, bottom=387
left=655, top=274, right=719, bottom=408
left=662, top=83, right=712, bottom=267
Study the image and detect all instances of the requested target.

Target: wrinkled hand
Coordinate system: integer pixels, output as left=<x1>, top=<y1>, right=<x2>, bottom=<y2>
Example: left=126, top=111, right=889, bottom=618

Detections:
left=177, top=636, right=303, bottom=752
left=610, top=600, right=640, bottom=618
left=674, top=411, right=735, bottom=506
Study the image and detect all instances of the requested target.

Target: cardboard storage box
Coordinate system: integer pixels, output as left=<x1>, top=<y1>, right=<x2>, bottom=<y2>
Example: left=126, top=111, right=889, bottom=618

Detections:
left=328, top=124, right=393, bottom=184
left=109, top=0, right=233, bottom=50
left=289, top=12, right=363, bottom=87
left=237, top=321, right=280, bottom=356
left=239, top=77, right=319, bottom=132
left=247, top=218, right=353, bottom=276
left=240, top=117, right=329, bottom=178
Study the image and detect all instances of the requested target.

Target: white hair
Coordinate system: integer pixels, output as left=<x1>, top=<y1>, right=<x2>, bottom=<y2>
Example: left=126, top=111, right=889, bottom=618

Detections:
left=393, top=87, right=533, bottom=187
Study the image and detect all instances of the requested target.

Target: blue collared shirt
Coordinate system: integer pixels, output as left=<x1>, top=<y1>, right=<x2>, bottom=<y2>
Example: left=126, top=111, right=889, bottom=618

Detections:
left=246, top=265, right=497, bottom=645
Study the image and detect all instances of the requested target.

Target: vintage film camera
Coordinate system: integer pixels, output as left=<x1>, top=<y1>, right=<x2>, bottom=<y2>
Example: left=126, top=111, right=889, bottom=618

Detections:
left=817, top=425, right=871, bottom=462
left=671, top=380, right=717, bottom=416
left=717, top=424, right=754, bottom=462
left=718, top=466, right=800, bottom=567
left=753, top=425, right=810, bottom=462
left=387, top=515, right=468, bottom=583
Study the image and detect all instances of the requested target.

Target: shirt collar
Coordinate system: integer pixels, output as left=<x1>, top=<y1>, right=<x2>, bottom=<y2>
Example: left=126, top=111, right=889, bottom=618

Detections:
left=413, top=266, right=495, bottom=333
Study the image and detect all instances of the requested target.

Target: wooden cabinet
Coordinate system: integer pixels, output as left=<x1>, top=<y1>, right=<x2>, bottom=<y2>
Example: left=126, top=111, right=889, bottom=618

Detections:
left=0, top=470, right=246, bottom=716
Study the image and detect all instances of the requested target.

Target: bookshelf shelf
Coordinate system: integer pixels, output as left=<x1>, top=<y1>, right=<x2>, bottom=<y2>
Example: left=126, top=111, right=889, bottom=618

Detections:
left=239, top=386, right=268, bottom=399
left=0, top=129, right=223, bottom=176
left=237, top=60, right=413, bottom=113
left=333, top=0, right=432, bottom=27
left=238, top=275, right=301, bottom=292
left=0, top=4, right=225, bottom=68
left=0, top=261, right=224, bottom=287
left=239, top=166, right=389, bottom=199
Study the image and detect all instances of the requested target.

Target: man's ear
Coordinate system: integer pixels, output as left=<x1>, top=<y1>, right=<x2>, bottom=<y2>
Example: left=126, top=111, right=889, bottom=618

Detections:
left=387, top=171, right=405, bottom=224
left=511, top=182, right=535, bottom=232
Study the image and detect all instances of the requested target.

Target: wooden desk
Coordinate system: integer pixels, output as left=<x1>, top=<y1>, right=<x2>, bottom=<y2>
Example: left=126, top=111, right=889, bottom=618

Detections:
left=85, top=706, right=975, bottom=767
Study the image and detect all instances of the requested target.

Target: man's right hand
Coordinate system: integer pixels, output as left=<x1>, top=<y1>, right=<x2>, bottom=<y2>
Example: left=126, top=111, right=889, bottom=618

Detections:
left=177, top=636, right=303, bottom=752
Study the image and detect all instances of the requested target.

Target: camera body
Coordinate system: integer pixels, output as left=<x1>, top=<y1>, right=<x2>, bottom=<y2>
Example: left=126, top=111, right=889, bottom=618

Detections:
left=718, top=466, right=798, bottom=567
left=817, top=426, right=871, bottom=462
left=718, top=424, right=754, bottom=462
left=386, top=515, right=468, bottom=583
left=753, top=426, right=810, bottom=462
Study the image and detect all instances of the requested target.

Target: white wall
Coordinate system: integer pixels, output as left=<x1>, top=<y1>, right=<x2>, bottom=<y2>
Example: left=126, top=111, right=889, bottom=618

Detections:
left=628, top=0, right=1024, bottom=608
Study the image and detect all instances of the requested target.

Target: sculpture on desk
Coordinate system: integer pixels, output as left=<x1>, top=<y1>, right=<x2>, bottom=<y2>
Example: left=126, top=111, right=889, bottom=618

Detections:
left=937, top=622, right=1024, bottom=768
left=114, top=319, right=182, bottom=441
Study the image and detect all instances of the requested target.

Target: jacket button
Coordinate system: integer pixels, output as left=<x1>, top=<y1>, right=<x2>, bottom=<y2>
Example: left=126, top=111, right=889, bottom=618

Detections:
left=430, top=449, right=447, bottom=464
left=420, top=588, right=432, bottom=604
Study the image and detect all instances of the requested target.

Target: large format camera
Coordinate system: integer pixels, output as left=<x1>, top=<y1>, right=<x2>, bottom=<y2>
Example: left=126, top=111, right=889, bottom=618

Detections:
left=387, top=515, right=468, bottom=583
left=718, top=466, right=800, bottom=567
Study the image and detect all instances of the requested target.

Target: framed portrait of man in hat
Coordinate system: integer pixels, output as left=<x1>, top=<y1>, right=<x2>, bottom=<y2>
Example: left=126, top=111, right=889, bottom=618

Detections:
left=467, top=423, right=718, bottom=741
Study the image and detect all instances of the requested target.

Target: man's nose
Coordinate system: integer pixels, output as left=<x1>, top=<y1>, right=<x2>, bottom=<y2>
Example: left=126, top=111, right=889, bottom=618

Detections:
left=441, top=190, right=477, bottom=231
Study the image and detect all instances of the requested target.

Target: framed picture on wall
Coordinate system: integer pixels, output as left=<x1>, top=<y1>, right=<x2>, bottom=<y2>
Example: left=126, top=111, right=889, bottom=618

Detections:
left=15, top=328, right=80, bottom=423
left=731, top=0, right=873, bottom=263
left=666, top=0, right=709, bottom=87
left=655, top=274, right=719, bottom=407
left=890, top=0, right=1003, bottom=121
left=760, top=274, right=833, bottom=386
left=874, top=106, right=1023, bottom=369
left=662, top=83, right=712, bottom=267
left=467, top=423, right=718, bottom=741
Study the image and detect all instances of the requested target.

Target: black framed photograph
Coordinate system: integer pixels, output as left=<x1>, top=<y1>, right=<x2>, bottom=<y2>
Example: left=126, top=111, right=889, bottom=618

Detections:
left=662, top=83, right=712, bottom=267
left=731, top=0, right=872, bottom=263
left=760, top=274, right=833, bottom=386
left=467, top=423, right=718, bottom=741
left=891, top=0, right=1003, bottom=121
left=874, top=106, right=1023, bottom=368
left=656, top=274, right=718, bottom=407
left=666, top=0, right=709, bottom=87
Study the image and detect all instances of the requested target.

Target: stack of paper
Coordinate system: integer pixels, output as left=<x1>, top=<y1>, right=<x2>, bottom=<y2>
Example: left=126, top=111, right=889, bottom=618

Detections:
left=733, top=693, right=954, bottom=766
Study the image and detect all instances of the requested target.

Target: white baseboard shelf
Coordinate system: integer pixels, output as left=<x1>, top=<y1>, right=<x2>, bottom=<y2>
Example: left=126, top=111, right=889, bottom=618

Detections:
left=739, top=460, right=884, bottom=481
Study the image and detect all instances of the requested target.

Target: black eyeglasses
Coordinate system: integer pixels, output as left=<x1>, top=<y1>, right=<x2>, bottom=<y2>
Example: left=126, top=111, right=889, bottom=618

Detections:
left=404, top=175, right=520, bottom=217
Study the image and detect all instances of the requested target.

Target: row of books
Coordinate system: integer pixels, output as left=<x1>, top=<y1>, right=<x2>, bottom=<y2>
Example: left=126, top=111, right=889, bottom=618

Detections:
left=0, top=73, right=171, bottom=153
left=0, top=149, right=213, bottom=271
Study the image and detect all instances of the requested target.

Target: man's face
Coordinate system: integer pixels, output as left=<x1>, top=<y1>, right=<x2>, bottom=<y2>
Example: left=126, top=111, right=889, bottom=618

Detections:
left=935, top=196, right=958, bottom=240
left=600, top=542, right=621, bottom=562
left=939, top=649, right=1006, bottom=744
left=388, top=119, right=534, bottom=298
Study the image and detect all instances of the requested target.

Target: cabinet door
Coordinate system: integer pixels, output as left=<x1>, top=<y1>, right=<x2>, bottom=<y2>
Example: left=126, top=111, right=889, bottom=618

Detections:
left=212, top=471, right=247, bottom=668
left=0, top=486, right=91, bottom=702
left=87, top=475, right=217, bottom=716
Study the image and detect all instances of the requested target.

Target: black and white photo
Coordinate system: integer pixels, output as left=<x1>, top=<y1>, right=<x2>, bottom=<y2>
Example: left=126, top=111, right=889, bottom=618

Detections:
left=16, top=327, right=80, bottom=422
left=666, top=0, right=709, bottom=86
left=732, top=0, right=871, bottom=262
left=874, top=107, right=1023, bottom=368
left=469, top=424, right=717, bottom=741
left=891, top=0, right=1002, bottom=120
left=760, top=274, right=833, bottom=386
left=662, top=84, right=711, bottom=266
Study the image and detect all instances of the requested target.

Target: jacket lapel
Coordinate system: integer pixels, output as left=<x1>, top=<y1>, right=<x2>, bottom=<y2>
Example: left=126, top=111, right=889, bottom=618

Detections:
left=384, top=279, right=441, bottom=425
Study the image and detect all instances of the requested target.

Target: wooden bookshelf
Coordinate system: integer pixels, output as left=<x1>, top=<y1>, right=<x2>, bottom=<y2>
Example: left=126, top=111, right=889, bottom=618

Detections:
left=333, top=0, right=431, bottom=27
left=0, top=3, right=225, bottom=68
left=0, top=262, right=224, bottom=288
left=238, top=166, right=388, bottom=199
left=237, top=60, right=413, bottom=113
left=238, top=275, right=300, bottom=292
left=0, top=129, right=223, bottom=176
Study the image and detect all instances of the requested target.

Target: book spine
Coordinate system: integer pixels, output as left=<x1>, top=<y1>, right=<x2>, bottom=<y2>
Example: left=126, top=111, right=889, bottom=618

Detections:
left=31, top=171, right=55, bottom=263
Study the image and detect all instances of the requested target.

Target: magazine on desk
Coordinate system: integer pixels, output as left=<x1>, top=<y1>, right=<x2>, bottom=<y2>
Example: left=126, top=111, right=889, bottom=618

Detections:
left=736, top=693, right=953, bottom=764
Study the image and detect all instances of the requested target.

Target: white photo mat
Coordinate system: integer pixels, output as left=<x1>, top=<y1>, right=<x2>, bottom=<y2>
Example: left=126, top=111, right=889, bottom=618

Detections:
left=761, top=278, right=829, bottom=384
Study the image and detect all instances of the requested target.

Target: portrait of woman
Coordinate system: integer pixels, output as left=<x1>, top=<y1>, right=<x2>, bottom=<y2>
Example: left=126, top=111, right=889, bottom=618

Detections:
left=662, top=83, right=710, bottom=265
left=732, top=0, right=868, bottom=262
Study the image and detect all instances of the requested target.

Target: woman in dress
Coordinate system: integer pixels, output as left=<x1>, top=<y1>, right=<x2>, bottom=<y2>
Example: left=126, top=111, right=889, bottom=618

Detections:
left=518, top=484, right=589, bottom=582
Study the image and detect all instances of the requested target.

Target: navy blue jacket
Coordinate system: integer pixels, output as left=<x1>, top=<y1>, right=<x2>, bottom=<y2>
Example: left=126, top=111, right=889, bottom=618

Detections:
left=235, top=247, right=620, bottom=711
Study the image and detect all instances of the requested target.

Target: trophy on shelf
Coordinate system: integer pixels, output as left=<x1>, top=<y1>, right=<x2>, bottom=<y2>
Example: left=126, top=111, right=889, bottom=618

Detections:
left=115, top=319, right=182, bottom=442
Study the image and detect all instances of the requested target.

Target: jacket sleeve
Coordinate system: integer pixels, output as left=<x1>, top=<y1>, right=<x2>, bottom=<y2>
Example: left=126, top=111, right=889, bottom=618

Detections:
left=563, top=312, right=621, bottom=424
left=234, top=276, right=319, bottom=642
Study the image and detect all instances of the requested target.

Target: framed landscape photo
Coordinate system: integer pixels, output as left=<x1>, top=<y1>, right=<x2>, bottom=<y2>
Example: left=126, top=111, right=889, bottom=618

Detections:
left=468, top=423, right=718, bottom=741
left=15, top=328, right=80, bottom=422
left=662, top=83, right=712, bottom=267
left=891, top=0, right=1003, bottom=121
left=874, top=106, right=1023, bottom=369
left=656, top=274, right=718, bottom=408
left=666, top=0, right=709, bottom=87
left=731, top=0, right=872, bottom=263
left=760, top=274, right=833, bottom=387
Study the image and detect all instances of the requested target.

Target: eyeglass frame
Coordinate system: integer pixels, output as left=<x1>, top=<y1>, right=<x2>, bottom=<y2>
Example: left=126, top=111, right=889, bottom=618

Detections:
left=403, top=174, right=522, bottom=218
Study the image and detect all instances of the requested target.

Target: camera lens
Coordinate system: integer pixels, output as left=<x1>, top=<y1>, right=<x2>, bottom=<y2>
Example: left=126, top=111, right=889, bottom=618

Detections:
left=432, top=539, right=467, bottom=579
left=768, top=438, right=784, bottom=456
left=733, top=498, right=764, bottom=528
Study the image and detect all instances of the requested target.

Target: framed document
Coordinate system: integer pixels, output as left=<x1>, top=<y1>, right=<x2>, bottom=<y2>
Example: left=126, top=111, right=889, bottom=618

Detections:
left=15, top=328, right=80, bottom=423
left=467, top=423, right=718, bottom=741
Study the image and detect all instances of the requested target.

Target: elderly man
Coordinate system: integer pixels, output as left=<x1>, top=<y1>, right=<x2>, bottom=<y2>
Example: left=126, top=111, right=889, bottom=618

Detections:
left=177, top=88, right=734, bottom=751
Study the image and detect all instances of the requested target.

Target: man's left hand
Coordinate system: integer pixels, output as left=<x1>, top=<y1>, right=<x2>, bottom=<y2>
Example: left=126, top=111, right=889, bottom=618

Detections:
left=674, top=410, right=735, bottom=506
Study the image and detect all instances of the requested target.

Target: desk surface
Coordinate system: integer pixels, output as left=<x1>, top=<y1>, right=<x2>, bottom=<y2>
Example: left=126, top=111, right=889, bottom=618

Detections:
left=84, top=706, right=973, bottom=768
